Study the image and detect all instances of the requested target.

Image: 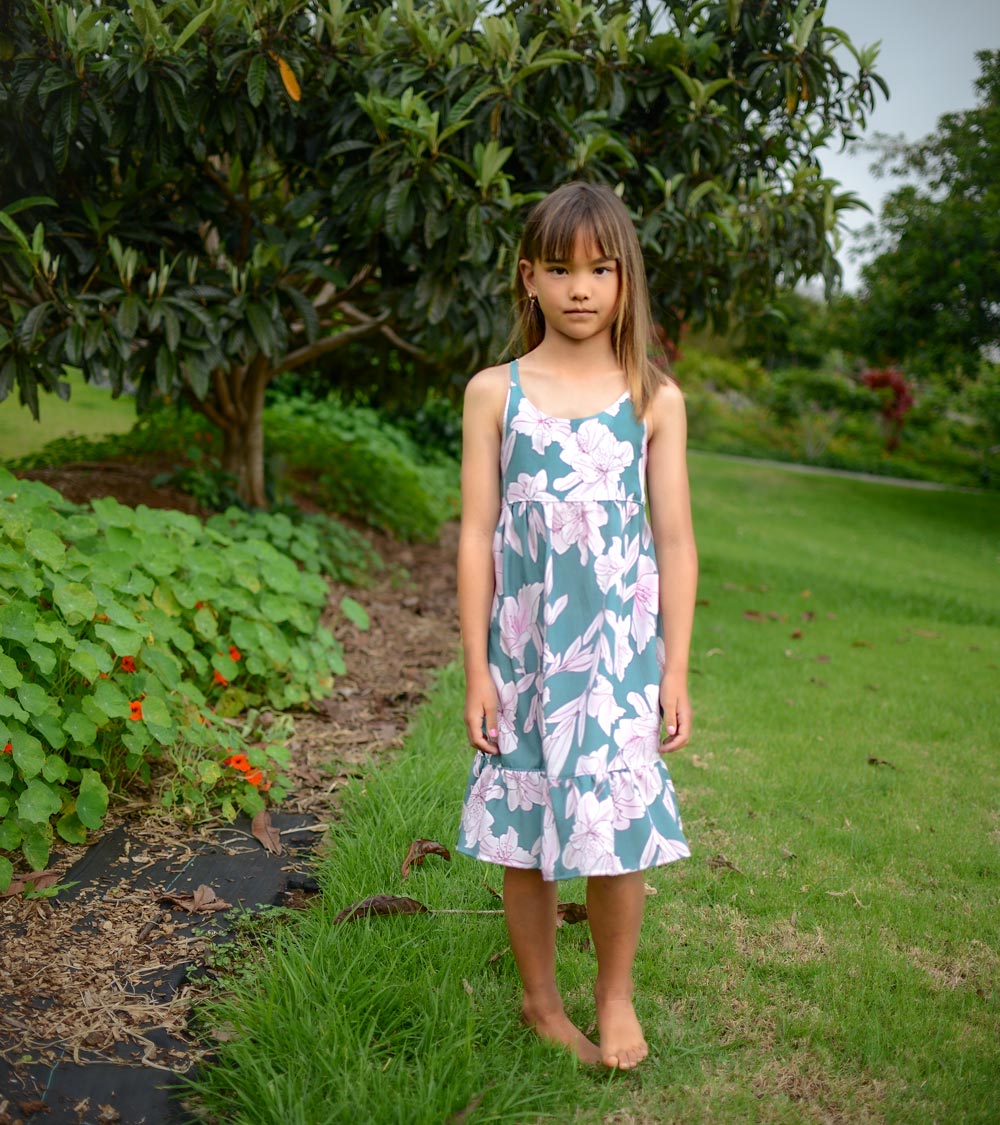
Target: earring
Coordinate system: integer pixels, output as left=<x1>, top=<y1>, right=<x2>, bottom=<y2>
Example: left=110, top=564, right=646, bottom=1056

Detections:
left=528, top=292, right=537, bottom=311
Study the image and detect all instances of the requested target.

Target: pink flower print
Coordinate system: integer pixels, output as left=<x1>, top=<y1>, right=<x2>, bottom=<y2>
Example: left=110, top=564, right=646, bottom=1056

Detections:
left=553, top=419, right=634, bottom=501
left=511, top=397, right=572, bottom=453
left=489, top=666, right=520, bottom=753
left=501, top=427, right=516, bottom=474
left=586, top=673, right=625, bottom=735
left=478, top=825, right=537, bottom=867
left=626, top=553, right=659, bottom=653
left=600, top=611, right=634, bottom=681
left=508, top=469, right=553, bottom=506
left=498, top=581, right=544, bottom=665
left=611, top=685, right=661, bottom=764
left=543, top=693, right=587, bottom=778
left=540, top=804, right=561, bottom=880
left=610, top=772, right=649, bottom=830
left=633, top=761, right=665, bottom=805
left=549, top=501, right=608, bottom=564
left=661, top=777, right=680, bottom=822
left=574, top=746, right=610, bottom=777
left=505, top=768, right=550, bottom=812
left=501, top=508, right=524, bottom=557
left=562, top=791, right=623, bottom=875
left=594, top=534, right=640, bottom=596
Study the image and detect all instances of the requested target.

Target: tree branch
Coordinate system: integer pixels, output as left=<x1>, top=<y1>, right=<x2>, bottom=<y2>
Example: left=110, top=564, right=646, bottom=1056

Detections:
left=273, top=317, right=388, bottom=375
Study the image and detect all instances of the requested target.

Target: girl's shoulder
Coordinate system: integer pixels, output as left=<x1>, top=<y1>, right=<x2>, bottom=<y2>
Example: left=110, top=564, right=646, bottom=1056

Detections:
left=645, top=375, right=687, bottom=441
left=463, top=363, right=511, bottom=430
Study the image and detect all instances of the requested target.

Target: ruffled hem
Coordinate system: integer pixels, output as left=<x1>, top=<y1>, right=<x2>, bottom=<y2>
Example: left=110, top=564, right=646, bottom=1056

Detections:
left=457, top=753, right=690, bottom=882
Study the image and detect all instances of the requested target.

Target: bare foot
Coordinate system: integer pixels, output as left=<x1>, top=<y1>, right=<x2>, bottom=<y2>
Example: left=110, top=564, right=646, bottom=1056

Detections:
left=522, top=1002, right=602, bottom=1065
left=595, top=993, right=648, bottom=1070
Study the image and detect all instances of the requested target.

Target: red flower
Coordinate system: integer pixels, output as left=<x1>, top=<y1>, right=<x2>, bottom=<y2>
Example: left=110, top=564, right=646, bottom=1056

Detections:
left=245, top=769, right=264, bottom=787
left=2, top=742, right=12, bottom=754
left=195, top=601, right=204, bottom=610
left=228, top=645, right=242, bottom=662
left=223, top=753, right=251, bottom=772
left=213, top=669, right=229, bottom=686
left=129, top=700, right=143, bottom=721
left=119, top=656, right=136, bottom=673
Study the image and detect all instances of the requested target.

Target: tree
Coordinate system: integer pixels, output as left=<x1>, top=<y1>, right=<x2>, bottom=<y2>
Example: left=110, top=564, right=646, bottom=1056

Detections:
left=852, top=50, right=1000, bottom=380
left=1, top=0, right=885, bottom=507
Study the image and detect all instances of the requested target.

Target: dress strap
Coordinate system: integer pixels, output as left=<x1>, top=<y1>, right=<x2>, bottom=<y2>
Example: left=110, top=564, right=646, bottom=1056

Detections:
left=509, top=358, right=520, bottom=386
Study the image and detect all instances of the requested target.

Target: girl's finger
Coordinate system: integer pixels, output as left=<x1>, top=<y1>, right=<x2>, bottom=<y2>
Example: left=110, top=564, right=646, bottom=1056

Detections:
left=485, top=705, right=499, bottom=751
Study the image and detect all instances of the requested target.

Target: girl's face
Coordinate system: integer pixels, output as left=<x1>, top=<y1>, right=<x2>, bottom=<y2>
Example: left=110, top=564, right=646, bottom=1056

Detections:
left=520, top=230, right=620, bottom=345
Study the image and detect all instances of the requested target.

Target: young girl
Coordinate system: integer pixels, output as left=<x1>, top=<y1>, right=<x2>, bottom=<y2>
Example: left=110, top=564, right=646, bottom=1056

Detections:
left=456, top=181, right=697, bottom=1070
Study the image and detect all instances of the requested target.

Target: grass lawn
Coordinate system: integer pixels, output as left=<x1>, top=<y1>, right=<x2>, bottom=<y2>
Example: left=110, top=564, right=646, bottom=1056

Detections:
left=0, top=370, right=136, bottom=460
left=187, top=453, right=1000, bottom=1124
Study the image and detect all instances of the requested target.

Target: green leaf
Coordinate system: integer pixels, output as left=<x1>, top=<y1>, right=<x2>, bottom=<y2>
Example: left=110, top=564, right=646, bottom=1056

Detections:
left=64, top=710, right=98, bottom=745
left=140, top=694, right=176, bottom=744
left=193, top=606, right=218, bottom=640
left=69, top=640, right=113, bottom=682
left=0, top=817, right=21, bottom=852
left=31, top=711, right=67, bottom=750
left=0, top=601, right=36, bottom=646
left=25, top=641, right=57, bottom=676
left=76, top=768, right=109, bottom=829
left=42, top=754, right=69, bottom=783
left=52, top=580, right=98, bottom=625
left=116, top=294, right=141, bottom=338
left=0, top=855, right=12, bottom=894
left=94, top=623, right=144, bottom=656
left=340, top=595, right=370, bottom=630
left=17, top=778, right=62, bottom=823
left=247, top=54, right=267, bottom=108
left=0, top=652, right=22, bottom=690
left=93, top=679, right=129, bottom=719
left=56, top=809, right=88, bottom=845
left=26, top=527, right=66, bottom=569
left=17, top=682, right=57, bottom=715
left=21, top=822, right=52, bottom=870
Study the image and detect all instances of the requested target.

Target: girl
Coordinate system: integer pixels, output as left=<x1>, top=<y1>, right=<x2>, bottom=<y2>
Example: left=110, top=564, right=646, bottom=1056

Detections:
left=456, top=181, right=697, bottom=1070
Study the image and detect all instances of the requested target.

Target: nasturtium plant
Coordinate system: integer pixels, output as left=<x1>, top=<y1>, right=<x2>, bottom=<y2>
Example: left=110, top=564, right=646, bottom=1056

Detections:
left=0, top=469, right=363, bottom=888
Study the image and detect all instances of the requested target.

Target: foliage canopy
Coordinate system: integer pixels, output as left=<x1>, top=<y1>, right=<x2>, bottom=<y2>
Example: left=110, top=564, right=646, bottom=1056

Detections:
left=0, top=0, right=885, bottom=505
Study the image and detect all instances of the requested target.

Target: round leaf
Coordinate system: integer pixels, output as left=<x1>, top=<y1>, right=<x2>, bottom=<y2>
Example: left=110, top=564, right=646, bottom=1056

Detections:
left=76, top=768, right=109, bottom=830
left=16, top=778, right=62, bottom=823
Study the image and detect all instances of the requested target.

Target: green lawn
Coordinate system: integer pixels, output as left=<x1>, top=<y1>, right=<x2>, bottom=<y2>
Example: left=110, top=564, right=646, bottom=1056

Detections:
left=187, top=454, right=1000, bottom=1125
left=0, top=371, right=136, bottom=460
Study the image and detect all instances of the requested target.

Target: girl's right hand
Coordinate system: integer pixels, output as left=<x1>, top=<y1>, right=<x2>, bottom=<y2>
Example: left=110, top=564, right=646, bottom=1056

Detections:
left=464, top=671, right=500, bottom=755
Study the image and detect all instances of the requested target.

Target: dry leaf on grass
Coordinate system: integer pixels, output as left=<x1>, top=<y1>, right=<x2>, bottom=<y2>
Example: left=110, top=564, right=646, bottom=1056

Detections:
left=867, top=756, right=897, bottom=769
left=251, top=810, right=283, bottom=855
left=707, top=853, right=744, bottom=875
left=159, top=884, right=232, bottom=914
left=401, top=839, right=452, bottom=880
left=556, top=901, right=588, bottom=927
left=332, top=894, right=430, bottom=924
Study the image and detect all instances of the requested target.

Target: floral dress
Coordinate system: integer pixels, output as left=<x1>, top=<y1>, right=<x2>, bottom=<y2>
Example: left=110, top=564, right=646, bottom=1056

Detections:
left=457, top=359, right=690, bottom=881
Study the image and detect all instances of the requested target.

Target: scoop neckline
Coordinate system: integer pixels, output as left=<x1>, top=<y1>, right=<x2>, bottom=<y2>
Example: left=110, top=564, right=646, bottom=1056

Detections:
left=511, top=359, right=630, bottom=423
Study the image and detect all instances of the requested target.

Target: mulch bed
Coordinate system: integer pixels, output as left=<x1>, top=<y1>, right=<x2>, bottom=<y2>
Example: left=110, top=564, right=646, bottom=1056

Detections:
left=1, top=464, right=460, bottom=1125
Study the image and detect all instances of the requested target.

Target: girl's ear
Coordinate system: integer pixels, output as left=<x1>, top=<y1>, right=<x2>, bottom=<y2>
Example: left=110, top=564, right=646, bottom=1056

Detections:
left=518, top=258, right=536, bottom=293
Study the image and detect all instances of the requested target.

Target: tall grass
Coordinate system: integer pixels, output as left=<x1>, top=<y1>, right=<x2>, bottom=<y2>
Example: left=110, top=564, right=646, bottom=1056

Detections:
left=188, top=455, right=1000, bottom=1124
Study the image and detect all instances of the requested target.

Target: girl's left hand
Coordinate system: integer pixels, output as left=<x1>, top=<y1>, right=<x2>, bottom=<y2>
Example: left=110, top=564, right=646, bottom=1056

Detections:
left=658, top=672, right=692, bottom=754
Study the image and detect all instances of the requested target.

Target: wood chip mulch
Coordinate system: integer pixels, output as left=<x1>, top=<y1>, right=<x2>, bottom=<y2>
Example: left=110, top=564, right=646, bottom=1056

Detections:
left=0, top=499, right=460, bottom=1089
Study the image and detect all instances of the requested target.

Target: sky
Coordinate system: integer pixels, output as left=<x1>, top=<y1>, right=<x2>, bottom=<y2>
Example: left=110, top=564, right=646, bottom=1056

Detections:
left=818, top=0, right=1000, bottom=291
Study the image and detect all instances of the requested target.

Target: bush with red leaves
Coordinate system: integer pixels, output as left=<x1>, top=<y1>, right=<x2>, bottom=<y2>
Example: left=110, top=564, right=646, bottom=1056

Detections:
left=862, top=366, right=914, bottom=451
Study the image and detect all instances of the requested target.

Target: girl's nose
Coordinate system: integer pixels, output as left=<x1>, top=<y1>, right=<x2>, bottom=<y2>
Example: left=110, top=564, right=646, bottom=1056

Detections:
left=569, top=272, right=591, bottom=299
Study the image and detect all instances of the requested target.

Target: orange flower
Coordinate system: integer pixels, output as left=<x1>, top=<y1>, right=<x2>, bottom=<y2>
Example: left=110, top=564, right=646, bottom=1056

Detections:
left=2, top=742, right=12, bottom=754
left=223, top=753, right=251, bottom=772
left=99, top=672, right=109, bottom=680
left=213, top=669, right=228, bottom=686
left=119, top=656, right=137, bottom=673
left=129, top=700, right=143, bottom=721
left=229, top=645, right=242, bottom=662
left=245, top=769, right=264, bottom=787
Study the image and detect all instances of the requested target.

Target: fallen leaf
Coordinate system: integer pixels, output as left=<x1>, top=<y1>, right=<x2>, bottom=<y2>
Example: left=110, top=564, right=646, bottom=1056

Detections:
left=462, top=978, right=474, bottom=997
left=911, top=628, right=939, bottom=639
left=97, top=1104, right=121, bottom=1123
left=159, top=884, right=232, bottom=914
left=556, top=901, right=588, bottom=927
left=815, top=654, right=831, bottom=663
left=811, top=677, right=828, bottom=686
left=802, top=611, right=816, bottom=622
left=643, top=882, right=658, bottom=896
left=481, top=878, right=501, bottom=900
left=332, top=894, right=429, bottom=924
left=690, top=754, right=709, bottom=769
left=743, top=609, right=765, bottom=621
left=852, top=639, right=874, bottom=648
left=251, top=809, right=283, bottom=855
left=705, top=647, right=724, bottom=657
left=707, top=854, right=743, bottom=875
left=790, top=629, right=803, bottom=639
left=401, top=839, right=452, bottom=880
left=781, top=847, right=797, bottom=860
left=268, top=52, right=301, bottom=101
left=801, top=589, right=811, bottom=598
left=19, top=1100, right=49, bottom=1117
left=487, top=946, right=509, bottom=964
left=867, top=756, right=897, bottom=769
left=696, top=598, right=711, bottom=606
left=1, top=869, right=61, bottom=898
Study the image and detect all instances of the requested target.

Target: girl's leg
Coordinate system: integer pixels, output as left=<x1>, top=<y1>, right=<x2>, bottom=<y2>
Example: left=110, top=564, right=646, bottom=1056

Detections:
left=503, top=866, right=601, bottom=1063
left=587, top=870, right=648, bottom=1069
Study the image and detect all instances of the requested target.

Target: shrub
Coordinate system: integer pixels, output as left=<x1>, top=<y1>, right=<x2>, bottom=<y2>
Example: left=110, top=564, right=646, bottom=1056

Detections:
left=0, top=471, right=362, bottom=888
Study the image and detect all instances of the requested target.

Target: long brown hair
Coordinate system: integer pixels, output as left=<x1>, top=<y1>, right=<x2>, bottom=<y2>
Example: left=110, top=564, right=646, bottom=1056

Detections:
left=507, top=181, right=668, bottom=417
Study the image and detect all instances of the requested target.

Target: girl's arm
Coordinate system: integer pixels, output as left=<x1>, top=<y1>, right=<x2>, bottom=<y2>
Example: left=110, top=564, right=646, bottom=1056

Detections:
left=646, top=379, right=699, bottom=753
left=457, top=367, right=505, bottom=754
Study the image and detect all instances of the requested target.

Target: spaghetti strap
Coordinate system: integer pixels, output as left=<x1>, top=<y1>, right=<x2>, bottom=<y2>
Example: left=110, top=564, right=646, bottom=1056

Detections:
left=509, top=357, right=520, bottom=386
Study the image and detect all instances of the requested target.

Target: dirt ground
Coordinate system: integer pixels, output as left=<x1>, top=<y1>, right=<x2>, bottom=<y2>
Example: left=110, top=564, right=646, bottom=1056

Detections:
left=1, top=462, right=461, bottom=1110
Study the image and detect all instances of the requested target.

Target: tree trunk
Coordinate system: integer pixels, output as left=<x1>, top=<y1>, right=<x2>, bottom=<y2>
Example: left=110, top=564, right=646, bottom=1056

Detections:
left=198, top=356, right=271, bottom=509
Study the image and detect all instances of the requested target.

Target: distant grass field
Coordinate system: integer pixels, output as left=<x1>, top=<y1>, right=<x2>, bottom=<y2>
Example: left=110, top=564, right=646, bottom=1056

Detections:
left=188, top=454, right=1000, bottom=1125
left=0, top=372, right=135, bottom=460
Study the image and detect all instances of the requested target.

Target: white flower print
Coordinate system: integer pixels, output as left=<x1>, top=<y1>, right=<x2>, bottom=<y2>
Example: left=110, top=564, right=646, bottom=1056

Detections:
left=478, top=825, right=536, bottom=867
left=511, top=397, right=572, bottom=453
left=540, top=803, right=561, bottom=880
left=594, top=534, right=639, bottom=596
left=508, top=469, right=553, bottom=506
left=549, top=501, right=608, bottom=564
left=574, top=746, right=610, bottom=777
left=553, top=419, right=634, bottom=500
left=562, top=790, right=622, bottom=874
left=488, top=665, right=520, bottom=753
left=610, top=772, right=649, bottom=830
left=587, top=673, right=625, bottom=735
left=600, top=611, right=634, bottom=681
left=504, top=768, right=550, bottom=813
left=498, top=582, right=544, bottom=665
left=461, top=762, right=503, bottom=845
left=544, top=693, right=587, bottom=778
left=626, top=553, right=659, bottom=653
left=611, top=684, right=661, bottom=765
left=639, top=826, right=690, bottom=868
left=633, top=762, right=665, bottom=805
